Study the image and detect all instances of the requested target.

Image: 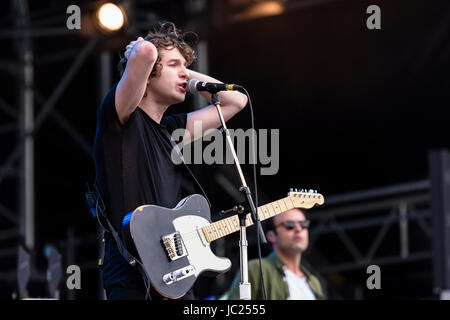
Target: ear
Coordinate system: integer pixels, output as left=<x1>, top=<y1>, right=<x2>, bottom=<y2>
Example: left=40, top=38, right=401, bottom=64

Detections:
left=266, top=230, right=277, bottom=244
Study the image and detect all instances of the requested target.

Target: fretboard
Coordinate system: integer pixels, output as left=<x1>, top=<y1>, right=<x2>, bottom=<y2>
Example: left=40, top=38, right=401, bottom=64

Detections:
left=201, top=196, right=296, bottom=243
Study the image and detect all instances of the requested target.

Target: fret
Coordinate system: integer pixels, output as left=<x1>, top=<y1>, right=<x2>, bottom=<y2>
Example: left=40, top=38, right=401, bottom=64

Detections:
left=287, top=196, right=296, bottom=209
left=257, top=206, right=265, bottom=218
left=264, top=206, right=271, bottom=219
left=228, top=215, right=237, bottom=232
left=214, top=222, right=222, bottom=238
left=282, top=197, right=293, bottom=211
left=217, top=221, right=224, bottom=237
left=216, top=221, right=224, bottom=238
left=258, top=211, right=266, bottom=222
left=203, top=225, right=212, bottom=242
left=278, top=199, right=288, bottom=212
left=226, top=217, right=236, bottom=234
left=205, top=224, right=213, bottom=242
left=258, top=207, right=268, bottom=220
left=211, top=224, right=219, bottom=240
left=272, top=202, right=281, bottom=215
left=222, top=218, right=230, bottom=236
left=267, top=203, right=276, bottom=217
left=232, top=216, right=239, bottom=230
left=261, top=205, right=271, bottom=219
left=218, top=222, right=225, bottom=237
left=220, top=220, right=228, bottom=236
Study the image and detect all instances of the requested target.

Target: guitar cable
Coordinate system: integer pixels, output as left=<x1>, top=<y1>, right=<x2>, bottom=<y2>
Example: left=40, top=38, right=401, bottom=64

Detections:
left=136, top=259, right=151, bottom=300
left=87, top=182, right=152, bottom=300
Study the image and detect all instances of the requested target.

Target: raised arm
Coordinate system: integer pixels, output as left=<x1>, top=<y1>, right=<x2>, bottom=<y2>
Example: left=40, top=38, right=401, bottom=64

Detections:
left=115, top=38, right=158, bottom=124
left=185, top=69, right=248, bottom=143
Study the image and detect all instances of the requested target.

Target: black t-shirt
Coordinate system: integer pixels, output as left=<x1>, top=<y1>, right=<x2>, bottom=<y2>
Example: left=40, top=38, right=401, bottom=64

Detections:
left=93, top=84, right=187, bottom=288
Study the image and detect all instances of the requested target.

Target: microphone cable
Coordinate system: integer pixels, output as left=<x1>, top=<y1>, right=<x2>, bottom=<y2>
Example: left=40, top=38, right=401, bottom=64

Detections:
left=241, top=87, right=268, bottom=301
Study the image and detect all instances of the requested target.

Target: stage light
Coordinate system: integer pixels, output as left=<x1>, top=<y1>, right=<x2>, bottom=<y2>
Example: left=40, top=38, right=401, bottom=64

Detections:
left=235, top=0, right=284, bottom=21
left=96, top=3, right=125, bottom=32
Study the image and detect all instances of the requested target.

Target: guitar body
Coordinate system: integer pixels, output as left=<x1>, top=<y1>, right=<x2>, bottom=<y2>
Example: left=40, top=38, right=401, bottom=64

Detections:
left=122, top=194, right=232, bottom=299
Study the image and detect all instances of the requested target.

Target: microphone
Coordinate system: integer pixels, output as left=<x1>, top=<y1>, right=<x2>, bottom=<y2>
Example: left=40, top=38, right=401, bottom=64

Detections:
left=187, top=79, right=245, bottom=94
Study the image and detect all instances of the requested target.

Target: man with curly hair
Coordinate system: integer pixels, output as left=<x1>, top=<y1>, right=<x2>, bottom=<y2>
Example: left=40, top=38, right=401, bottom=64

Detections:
left=93, top=22, right=247, bottom=300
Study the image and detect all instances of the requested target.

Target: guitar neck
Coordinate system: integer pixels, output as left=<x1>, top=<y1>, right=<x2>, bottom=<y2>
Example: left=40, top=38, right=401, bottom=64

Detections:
left=201, top=196, right=296, bottom=243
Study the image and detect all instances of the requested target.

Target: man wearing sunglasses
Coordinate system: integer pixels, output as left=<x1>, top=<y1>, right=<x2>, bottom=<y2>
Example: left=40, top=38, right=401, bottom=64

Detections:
left=227, top=208, right=325, bottom=300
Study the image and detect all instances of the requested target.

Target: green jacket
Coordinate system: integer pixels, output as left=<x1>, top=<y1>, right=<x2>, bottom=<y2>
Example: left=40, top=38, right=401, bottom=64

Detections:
left=227, top=252, right=325, bottom=300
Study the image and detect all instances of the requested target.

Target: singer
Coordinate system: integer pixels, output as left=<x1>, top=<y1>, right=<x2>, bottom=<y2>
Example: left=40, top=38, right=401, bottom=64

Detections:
left=93, top=21, right=247, bottom=300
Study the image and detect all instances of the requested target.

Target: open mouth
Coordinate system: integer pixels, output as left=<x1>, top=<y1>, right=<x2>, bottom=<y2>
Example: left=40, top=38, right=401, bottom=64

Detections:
left=178, top=83, right=187, bottom=93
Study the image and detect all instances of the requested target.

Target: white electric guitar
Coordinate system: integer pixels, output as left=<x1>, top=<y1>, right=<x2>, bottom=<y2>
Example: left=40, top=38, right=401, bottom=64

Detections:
left=121, top=189, right=324, bottom=299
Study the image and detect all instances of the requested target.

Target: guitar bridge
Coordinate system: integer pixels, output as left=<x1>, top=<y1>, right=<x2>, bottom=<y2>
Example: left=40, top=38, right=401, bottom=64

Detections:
left=161, top=232, right=187, bottom=261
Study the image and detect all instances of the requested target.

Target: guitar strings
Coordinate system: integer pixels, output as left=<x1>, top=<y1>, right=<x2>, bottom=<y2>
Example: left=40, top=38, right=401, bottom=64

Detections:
left=164, top=196, right=304, bottom=243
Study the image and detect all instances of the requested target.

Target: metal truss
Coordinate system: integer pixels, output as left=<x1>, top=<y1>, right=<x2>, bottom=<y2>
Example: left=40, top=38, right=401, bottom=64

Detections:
left=306, top=180, right=433, bottom=274
left=0, top=0, right=100, bottom=292
left=300, top=149, right=450, bottom=300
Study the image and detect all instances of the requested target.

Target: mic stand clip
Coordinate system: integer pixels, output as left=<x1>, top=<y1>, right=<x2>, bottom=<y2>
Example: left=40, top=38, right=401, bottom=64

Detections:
left=220, top=205, right=245, bottom=217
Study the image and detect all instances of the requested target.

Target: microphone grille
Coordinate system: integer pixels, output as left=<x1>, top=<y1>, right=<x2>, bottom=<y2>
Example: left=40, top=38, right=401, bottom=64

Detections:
left=187, top=79, right=199, bottom=94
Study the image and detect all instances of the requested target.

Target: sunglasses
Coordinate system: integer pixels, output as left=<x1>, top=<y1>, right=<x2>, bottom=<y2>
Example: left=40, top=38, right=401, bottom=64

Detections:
left=275, top=220, right=311, bottom=230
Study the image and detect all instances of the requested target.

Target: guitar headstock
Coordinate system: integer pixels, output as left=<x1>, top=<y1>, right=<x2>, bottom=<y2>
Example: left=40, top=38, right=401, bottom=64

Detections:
left=287, top=188, right=324, bottom=209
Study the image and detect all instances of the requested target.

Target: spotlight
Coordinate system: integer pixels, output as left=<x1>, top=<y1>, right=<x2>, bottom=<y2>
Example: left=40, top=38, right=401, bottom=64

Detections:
left=96, top=2, right=126, bottom=32
left=231, top=0, right=285, bottom=22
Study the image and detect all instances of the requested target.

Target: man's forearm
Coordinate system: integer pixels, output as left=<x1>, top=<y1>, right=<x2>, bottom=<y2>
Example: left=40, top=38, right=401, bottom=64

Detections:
left=187, top=69, right=247, bottom=109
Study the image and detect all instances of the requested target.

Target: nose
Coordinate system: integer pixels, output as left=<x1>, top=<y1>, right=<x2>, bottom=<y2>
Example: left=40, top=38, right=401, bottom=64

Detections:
left=179, top=66, right=188, bottom=79
left=295, top=222, right=307, bottom=232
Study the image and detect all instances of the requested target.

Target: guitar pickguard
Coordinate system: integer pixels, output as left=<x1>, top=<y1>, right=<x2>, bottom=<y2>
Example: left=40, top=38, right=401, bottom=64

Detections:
left=172, top=215, right=231, bottom=277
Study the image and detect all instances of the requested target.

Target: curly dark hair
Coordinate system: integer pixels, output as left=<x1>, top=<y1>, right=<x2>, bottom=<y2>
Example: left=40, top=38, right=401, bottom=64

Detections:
left=117, top=21, right=198, bottom=77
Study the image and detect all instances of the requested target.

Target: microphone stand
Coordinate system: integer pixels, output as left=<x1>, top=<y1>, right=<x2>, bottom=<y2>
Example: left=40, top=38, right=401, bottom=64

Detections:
left=210, top=92, right=266, bottom=300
